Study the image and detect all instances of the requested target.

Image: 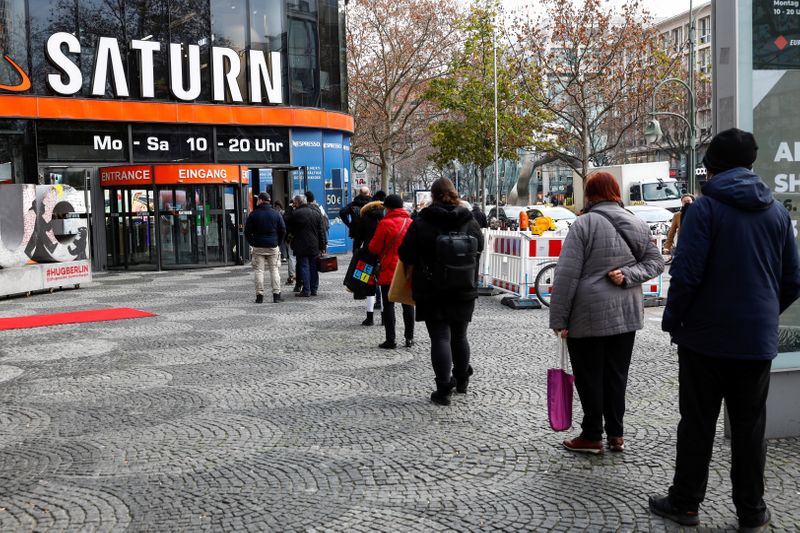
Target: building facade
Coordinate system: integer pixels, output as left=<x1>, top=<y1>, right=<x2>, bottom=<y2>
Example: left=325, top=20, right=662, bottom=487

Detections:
left=0, top=0, right=353, bottom=270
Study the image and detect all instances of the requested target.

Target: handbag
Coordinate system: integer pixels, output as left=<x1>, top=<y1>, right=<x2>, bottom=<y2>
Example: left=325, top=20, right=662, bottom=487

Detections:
left=317, top=255, right=338, bottom=273
left=343, top=247, right=378, bottom=297
left=388, top=261, right=414, bottom=306
left=547, top=338, right=575, bottom=432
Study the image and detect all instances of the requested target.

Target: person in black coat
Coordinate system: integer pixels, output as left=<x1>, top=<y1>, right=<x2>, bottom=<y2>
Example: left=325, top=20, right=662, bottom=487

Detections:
left=287, top=195, right=327, bottom=297
left=355, top=190, right=387, bottom=324
left=339, top=187, right=373, bottom=249
left=471, top=203, right=488, bottom=228
left=398, top=178, right=484, bottom=406
left=244, top=192, right=286, bottom=303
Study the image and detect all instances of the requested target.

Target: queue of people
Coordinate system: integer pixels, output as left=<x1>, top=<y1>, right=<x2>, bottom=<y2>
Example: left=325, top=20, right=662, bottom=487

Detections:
left=244, top=128, right=799, bottom=532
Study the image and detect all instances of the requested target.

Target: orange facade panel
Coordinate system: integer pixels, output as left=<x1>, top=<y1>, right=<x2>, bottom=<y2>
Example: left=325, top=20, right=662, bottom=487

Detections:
left=0, top=95, right=354, bottom=133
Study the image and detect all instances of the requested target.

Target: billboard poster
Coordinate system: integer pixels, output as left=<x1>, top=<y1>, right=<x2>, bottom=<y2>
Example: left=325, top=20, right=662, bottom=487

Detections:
left=751, top=0, right=800, bottom=343
left=323, top=131, right=348, bottom=253
left=414, top=190, right=432, bottom=212
left=753, top=0, right=800, bottom=69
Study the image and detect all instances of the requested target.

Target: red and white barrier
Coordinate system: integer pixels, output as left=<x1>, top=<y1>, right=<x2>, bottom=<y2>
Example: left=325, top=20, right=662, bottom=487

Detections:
left=480, top=229, right=665, bottom=301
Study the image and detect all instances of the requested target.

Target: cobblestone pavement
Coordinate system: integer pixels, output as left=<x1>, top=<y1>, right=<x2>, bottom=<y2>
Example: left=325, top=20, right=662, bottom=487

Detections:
left=0, top=261, right=798, bottom=532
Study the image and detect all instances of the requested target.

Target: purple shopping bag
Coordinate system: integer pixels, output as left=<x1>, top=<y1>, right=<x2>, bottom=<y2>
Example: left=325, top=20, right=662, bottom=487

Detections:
left=547, top=338, right=575, bottom=432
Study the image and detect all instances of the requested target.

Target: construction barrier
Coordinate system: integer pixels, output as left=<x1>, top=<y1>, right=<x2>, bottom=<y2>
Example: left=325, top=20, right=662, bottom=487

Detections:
left=480, top=229, right=665, bottom=301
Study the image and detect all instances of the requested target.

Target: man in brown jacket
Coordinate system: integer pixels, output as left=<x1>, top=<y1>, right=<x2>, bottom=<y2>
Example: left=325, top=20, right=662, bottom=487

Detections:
left=663, top=194, right=695, bottom=253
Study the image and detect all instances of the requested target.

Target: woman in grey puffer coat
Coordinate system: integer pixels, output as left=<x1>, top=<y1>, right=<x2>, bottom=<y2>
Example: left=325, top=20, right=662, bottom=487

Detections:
left=550, top=172, right=664, bottom=455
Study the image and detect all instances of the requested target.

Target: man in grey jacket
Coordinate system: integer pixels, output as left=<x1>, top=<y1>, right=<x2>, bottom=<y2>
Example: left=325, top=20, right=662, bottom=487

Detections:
left=549, top=172, right=664, bottom=454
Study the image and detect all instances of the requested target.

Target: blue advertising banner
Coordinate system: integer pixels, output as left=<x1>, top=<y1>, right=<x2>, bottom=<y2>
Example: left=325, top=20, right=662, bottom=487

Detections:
left=322, top=131, right=349, bottom=253
left=291, top=129, right=348, bottom=253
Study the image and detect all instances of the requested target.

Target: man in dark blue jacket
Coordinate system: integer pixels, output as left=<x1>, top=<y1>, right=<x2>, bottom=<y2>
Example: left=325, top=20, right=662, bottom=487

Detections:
left=244, top=192, right=286, bottom=303
left=650, top=129, right=800, bottom=532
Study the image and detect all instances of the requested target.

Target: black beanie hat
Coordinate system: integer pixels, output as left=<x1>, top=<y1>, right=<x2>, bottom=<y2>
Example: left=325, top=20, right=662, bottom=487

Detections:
left=702, top=128, right=758, bottom=174
left=374, top=190, right=387, bottom=201
left=384, top=194, right=403, bottom=209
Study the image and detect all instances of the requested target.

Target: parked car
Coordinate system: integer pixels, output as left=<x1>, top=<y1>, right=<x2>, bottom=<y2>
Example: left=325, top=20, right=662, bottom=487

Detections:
left=625, top=205, right=673, bottom=235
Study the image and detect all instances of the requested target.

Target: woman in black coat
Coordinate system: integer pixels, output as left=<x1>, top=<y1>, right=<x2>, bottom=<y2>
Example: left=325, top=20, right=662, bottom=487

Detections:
left=398, top=178, right=484, bottom=405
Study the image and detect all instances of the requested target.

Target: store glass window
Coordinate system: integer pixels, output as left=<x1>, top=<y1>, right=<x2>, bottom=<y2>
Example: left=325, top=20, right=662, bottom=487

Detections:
left=287, top=0, right=319, bottom=107
left=0, top=0, right=28, bottom=90
left=128, top=0, right=172, bottom=100
left=170, top=0, right=212, bottom=102
left=78, top=0, right=133, bottom=96
left=0, top=121, right=28, bottom=184
left=319, top=0, right=340, bottom=110
left=250, top=0, right=287, bottom=104
left=28, top=0, right=77, bottom=95
left=37, top=121, right=128, bottom=162
left=338, top=0, right=348, bottom=112
left=211, top=0, right=248, bottom=102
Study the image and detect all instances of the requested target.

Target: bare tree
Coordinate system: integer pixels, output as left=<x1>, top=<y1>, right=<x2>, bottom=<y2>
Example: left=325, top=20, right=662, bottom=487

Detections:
left=346, top=0, right=461, bottom=191
left=508, top=0, right=670, bottom=192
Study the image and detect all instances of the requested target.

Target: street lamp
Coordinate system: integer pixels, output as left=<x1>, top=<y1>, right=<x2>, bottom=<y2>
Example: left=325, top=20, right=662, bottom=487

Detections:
left=645, top=0, right=698, bottom=194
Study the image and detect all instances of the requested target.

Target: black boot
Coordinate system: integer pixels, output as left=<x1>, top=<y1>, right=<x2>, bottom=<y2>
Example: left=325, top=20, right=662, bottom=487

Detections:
left=273, top=293, right=284, bottom=303
left=455, top=365, right=474, bottom=394
left=293, top=282, right=302, bottom=293
left=255, top=294, right=264, bottom=304
left=430, top=378, right=455, bottom=406
left=362, top=312, right=374, bottom=326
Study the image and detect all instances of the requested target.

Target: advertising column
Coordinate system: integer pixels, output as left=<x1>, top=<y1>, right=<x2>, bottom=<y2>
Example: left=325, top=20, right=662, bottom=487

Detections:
left=751, top=0, right=800, bottom=346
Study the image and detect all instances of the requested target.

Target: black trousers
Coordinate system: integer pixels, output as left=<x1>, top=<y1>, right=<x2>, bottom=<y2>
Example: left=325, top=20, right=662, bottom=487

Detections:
left=379, top=284, right=414, bottom=343
left=566, top=332, right=635, bottom=441
left=668, top=346, right=771, bottom=523
left=426, top=320, right=470, bottom=385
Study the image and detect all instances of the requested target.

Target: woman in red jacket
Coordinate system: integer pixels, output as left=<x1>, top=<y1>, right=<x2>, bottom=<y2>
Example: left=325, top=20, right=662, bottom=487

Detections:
left=369, top=194, right=414, bottom=348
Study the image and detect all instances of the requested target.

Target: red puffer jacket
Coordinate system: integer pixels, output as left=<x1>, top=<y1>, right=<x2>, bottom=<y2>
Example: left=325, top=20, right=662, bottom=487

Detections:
left=368, top=208, right=412, bottom=286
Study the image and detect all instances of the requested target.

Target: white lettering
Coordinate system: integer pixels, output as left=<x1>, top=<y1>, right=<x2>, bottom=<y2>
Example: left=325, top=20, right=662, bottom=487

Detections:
left=774, top=173, right=800, bottom=193
left=212, top=47, right=243, bottom=103
left=248, top=50, right=283, bottom=104
left=169, top=43, right=201, bottom=101
left=92, top=36, right=129, bottom=97
left=772, top=141, right=800, bottom=162
left=178, top=169, right=228, bottom=180
left=94, top=136, right=123, bottom=151
left=43, top=33, right=288, bottom=104
left=46, top=32, right=82, bottom=95
left=131, top=39, right=161, bottom=98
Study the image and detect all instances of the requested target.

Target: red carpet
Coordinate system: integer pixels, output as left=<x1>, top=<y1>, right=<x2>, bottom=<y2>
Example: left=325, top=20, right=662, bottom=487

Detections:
left=0, top=308, right=157, bottom=330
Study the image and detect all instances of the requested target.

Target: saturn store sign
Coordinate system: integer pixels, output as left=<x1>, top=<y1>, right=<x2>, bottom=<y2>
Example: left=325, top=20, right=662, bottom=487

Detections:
left=42, top=32, right=283, bottom=104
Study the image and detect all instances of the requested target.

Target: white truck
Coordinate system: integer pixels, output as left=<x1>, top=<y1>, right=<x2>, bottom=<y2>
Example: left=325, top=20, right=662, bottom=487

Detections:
left=571, top=162, right=683, bottom=213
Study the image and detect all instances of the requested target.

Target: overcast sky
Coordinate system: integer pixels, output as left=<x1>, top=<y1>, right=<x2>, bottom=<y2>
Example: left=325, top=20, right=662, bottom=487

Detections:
left=463, top=0, right=698, bottom=19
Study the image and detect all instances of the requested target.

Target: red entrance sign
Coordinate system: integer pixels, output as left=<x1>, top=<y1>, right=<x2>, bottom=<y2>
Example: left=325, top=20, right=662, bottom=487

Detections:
left=99, top=165, right=153, bottom=187
left=154, top=164, right=241, bottom=185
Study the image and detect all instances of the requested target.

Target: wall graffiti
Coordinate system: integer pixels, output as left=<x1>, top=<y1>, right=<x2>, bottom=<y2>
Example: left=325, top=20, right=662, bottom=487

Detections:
left=0, top=184, right=89, bottom=268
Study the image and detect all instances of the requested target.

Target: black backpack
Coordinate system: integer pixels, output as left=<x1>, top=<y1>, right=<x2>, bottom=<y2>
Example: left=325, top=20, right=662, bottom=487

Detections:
left=432, top=222, right=479, bottom=291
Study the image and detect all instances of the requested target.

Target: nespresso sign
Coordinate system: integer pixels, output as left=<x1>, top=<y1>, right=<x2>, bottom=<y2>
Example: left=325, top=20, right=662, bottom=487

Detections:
left=43, top=32, right=283, bottom=104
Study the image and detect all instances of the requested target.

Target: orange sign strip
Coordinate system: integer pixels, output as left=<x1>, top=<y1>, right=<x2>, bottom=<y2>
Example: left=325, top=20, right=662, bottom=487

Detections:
left=154, top=164, right=242, bottom=185
left=0, top=95, right=355, bottom=133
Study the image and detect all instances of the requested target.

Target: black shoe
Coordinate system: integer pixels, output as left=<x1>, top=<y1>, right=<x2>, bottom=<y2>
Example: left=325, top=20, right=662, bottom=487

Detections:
left=378, top=340, right=397, bottom=349
left=311, top=291, right=318, bottom=296
left=273, top=293, right=284, bottom=303
left=286, top=277, right=295, bottom=286
left=648, top=495, right=700, bottom=527
left=293, top=284, right=302, bottom=293
left=455, top=365, right=474, bottom=393
left=255, top=294, right=264, bottom=304
left=295, top=292, right=311, bottom=298
left=738, top=509, right=771, bottom=533
left=405, top=338, right=414, bottom=348
left=362, top=312, right=374, bottom=326
left=374, top=301, right=382, bottom=310
left=430, top=378, right=456, bottom=406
